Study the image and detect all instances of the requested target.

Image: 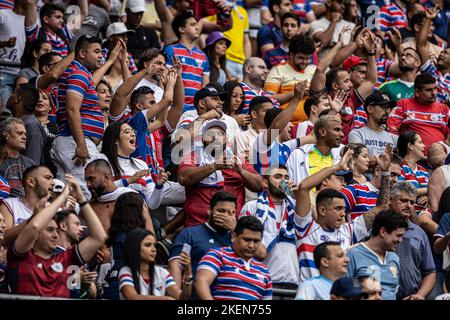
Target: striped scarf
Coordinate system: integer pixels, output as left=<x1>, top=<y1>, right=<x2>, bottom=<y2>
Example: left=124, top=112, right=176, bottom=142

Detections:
left=255, top=191, right=296, bottom=253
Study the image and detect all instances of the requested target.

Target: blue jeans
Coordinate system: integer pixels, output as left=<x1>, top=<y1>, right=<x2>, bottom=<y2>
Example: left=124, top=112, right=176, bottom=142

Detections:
left=0, top=72, right=16, bottom=110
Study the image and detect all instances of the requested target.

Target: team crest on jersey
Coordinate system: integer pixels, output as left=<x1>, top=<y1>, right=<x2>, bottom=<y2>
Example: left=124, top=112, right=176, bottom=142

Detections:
left=430, top=114, right=441, bottom=122
left=389, top=262, right=398, bottom=279
left=50, top=262, right=63, bottom=273
left=195, top=59, right=203, bottom=67
left=320, top=235, right=330, bottom=242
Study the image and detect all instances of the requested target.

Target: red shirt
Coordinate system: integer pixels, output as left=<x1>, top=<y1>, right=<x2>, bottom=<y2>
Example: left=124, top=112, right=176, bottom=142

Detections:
left=340, top=90, right=364, bottom=144
left=387, top=98, right=449, bottom=154
left=8, top=245, right=84, bottom=298
left=178, top=151, right=259, bottom=227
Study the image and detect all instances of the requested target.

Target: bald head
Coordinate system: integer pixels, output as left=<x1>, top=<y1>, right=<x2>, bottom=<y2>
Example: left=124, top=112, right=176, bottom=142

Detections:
left=427, top=142, right=447, bottom=169
left=85, top=159, right=113, bottom=175
left=243, top=57, right=268, bottom=88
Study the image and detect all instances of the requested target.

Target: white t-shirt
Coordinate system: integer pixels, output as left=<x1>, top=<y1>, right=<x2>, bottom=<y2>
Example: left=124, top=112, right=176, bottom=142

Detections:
left=348, top=126, right=398, bottom=156
left=3, top=197, right=33, bottom=226
left=118, top=265, right=176, bottom=299
left=0, top=9, right=26, bottom=75
left=310, top=17, right=355, bottom=59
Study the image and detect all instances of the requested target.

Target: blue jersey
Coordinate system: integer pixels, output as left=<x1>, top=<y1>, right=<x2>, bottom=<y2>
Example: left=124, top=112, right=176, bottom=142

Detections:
left=347, top=243, right=401, bottom=300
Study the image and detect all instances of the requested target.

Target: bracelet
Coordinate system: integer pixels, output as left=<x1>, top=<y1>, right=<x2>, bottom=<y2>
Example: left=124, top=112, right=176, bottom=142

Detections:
left=183, top=279, right=193, bottom=285
left=381, top=171, right=391, bottom=176
left=79, top=200, right=90, bottom=208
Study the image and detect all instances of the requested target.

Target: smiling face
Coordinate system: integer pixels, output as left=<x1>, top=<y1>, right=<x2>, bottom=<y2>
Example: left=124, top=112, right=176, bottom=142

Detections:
left=37, top=220, right=60, bottom=253
left=35, top=90, right=52, bottom=116
left=354, top=147, right=370, bottom=173
left=117, top=123, right=137, bottom=156
left=380, top=227, right=405, bottom=251
left=140, top=234, right=157, bottom=264
left=322, top=120, right=344, bottom=148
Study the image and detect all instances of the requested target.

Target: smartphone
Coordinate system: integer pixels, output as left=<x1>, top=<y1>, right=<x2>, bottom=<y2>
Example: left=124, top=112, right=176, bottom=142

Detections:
left=182, top=243, right=192, bottom=255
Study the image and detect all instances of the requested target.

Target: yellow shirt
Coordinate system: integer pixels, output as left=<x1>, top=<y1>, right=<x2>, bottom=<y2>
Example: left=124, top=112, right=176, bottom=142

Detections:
left=264, top=62, right=317, bottom=124
left=308, top=147, right=334, bottom=176
left=206, top=6, right=249, bottom=64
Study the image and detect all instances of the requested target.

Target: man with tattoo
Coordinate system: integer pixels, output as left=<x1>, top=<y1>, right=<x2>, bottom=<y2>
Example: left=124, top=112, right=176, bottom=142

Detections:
left=294, top=145, right=393, bottom=283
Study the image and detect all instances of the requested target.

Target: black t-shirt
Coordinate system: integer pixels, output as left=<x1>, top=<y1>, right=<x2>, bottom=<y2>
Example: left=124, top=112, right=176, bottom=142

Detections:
left=126, top=25, right=161, bottom=61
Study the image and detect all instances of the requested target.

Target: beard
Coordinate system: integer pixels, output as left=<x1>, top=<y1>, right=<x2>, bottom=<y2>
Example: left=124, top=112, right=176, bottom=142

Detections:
left=89, top=182, right=106, bottom=199
left=399, top=64, right=415, bottom=72
left=203, top=141, right=226, bottom=159
left=34, top=184, right=49, bottom=199
left=268, top=180, right=286, bottom=199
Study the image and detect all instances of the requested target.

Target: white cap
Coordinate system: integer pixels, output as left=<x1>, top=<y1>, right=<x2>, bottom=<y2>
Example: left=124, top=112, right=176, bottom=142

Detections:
left=202, top=119, right=227, bottom=134
left=126, top=0, right=147, bottom=13
left=53, top=179, right=65, bottom=193
left=106, top=22, right=135, bottom=39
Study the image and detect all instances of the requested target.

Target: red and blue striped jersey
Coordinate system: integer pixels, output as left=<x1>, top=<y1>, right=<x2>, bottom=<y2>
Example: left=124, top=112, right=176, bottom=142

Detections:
left=25, top=22, right=71, bottom=57
left=57, top=60, right=104, bottom=140
left=165, top=43, right=210, bottom=112
left=398, top=160, right=429, bottom=212
left=0, top=0, right=14, bottom=9
left=354, top=105, right=368, bottom=129
left=376, top=57, right=393, bottom=89
left=239, top=81, right=279, bottom=115
left=101, top=48, right=137, bottom=75
left=0, top=175, right=10, bottom=201
left=263, top=46, right=289, bottom=69
left=378, top=3, right=408, bottom=32
left=387, top=97, right=449, bottom=154
left=421, top=59, right=450, bottom=104
left=197, top=246, right=272, bottom=300
left=294, top=211, right=368, bottom=282
left=292, top=0, right=313, bottom=23
left=341, top=182, right=378, bottom=222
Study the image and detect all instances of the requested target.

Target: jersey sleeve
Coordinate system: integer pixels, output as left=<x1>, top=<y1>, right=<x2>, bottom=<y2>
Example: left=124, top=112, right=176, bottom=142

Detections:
left=262, top=275, right=273, bottom=300
left=294, top=210, right=314, bottom=238
left=434, top=213, right=450, bottom=237
left=202, top=54, right=210, bottom=75
left=118, top=266, right=135, bottom=291
left=341, top=186, right=357, bottom=213
left=128, top=111, right=148, bottom=133
left=387, top=102, right=405, bottom=135
left=348, top=129, right=363, bottom=144
left=197, top=249, right=223, bottom=276
left=66, top=70, right=89, bottom=97
left=164, top=271, right=177, bottom=289
left=164, top=46, right=174, bottom=67
left=257, top=27, right=273, bottom=47
left=351, top=216, right=369, bottom=243
left=25, top=21, right=40, bottom=41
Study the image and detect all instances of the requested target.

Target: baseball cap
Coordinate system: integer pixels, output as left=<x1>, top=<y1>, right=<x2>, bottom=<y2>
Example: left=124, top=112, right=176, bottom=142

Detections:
left=343, top=55, right=366, bottom=71
left=335, top=170, right=353, bottom=185
left=205, top=31, right=231, bottom=48
left=126, top=0, right=147, bottom=13
left=364, top=91, right=396, bottom=110
left=53, top=179, right=65, bottom=193
left=331, top=277, right=368, bottom=300
left=202, top=119, right=227, bottom=133
left=194, top=85, right=227, bottom=106
left=106, top=22, right=135, bottom=39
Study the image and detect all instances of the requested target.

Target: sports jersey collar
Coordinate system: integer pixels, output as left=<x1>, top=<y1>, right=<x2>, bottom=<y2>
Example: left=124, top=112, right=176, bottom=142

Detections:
left=318, top=275, right=334, bottom=283
left=72, top=59, right=89, bottom=73
left=312, top=146, right=332, bottom=158
left=361, top=243, right=388, bottom=265
left=397, top=79, right=414, bottom=87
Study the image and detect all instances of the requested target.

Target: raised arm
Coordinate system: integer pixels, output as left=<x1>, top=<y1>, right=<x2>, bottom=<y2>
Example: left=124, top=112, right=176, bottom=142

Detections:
left=24, top=0, right=38, bottom=28
left=266, top=80, right=307, bottom=144
left=310, top=28, right=348, bottom=93
left=312, top=12, right=341, bottom=48
left=355, top=30, right=378, bottom=100
left=92, top=41, right=123, bottom=86
left=296, top=149, right=353, bottom=217
left=14, top=182, right=70, bottom=254
left=167, top=57, right=185, bottom=129
left=416, top=7, right=439, bottom=64
left=69, top=175, right=107, bottom=262
left=154, top=0, right=177, bottom=44
left=37, top=52, right=75, bottom=89
left=330, top=26, right=365, bottom=68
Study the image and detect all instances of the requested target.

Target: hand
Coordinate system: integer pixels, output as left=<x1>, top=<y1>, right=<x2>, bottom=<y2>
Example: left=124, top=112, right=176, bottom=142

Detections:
left=329, top=90, right=346, bottom=113
left=233, top=114, right=252, bottom=127
left=214, top=154, right=233, bottom=170
left=156, top=168, right=170, bottom=187
left=128, top=169, right=149, bottom=184
left=417, top=195, right=428, bottom=206
left=336, top=149, right=354, bottom=171
left=164, top=69, right=177, bottom=89
left=287, top=180, right=298, bottom=194
left=145, top=56, right=160, bottom=76
left=231, top=154, right=243, bottom=172
left=65, top=174, right=85, bottom=202
left=386, top=27, right=402, bottom=47
left=355, top=27, right=367, bottom=49
left=107, top=40, right=123, bottom=64
left=215, top=0, right=232, bottom=13
left=294, top=80, right=308, bottom=100
left=73, top=143, right=90, bottom=167
left=200, top=108, right=222, bottom=120
left=80, top=268, right=98, bottom=287
left=403, top=294, right=425, bottom=300
left=362, top=29, right=376, bottom=53
left=213, top=212, right=237, bottom=231
left=315, top=41, right=324, bottom=53
left=337, top=26, right=352, bottom=44
left=0, top=246, right=7, bottom=264
left=171, top=56, right=183, bottom=77
left=5, top=37, right=16, bottom=47
left=425, top=6, right=440, bottom=20
left=179, top=251, right=192, bottom=275
left=376, top=143, right=393, bottom=172
left=63, top=195, right=77, bottom=210
left=34, top=193, right=51, bottom=215
left=331, top=11, right=342, bottom=23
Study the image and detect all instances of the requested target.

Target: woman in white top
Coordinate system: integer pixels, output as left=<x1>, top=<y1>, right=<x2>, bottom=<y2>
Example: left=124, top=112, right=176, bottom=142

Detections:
left=101, top=122, right=169, bottom=209
left=119, top=228, right=192, bottom=300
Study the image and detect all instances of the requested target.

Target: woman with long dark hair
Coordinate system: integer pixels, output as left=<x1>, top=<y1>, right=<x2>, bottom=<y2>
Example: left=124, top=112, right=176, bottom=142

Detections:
left=102, top=192, right=154, bottom=300
left=203, top=32, right=231, bottom=85
left=223, top=80, right=251, bottom=128
left=397, top=131, right=429, bottom=212
left=101, top=121, right=168, bottom=210
left=119, top=228, right=192, bottom=300
left=16, top=39, right=52, bottom=86
left=341, top=143, right=370, bottom=185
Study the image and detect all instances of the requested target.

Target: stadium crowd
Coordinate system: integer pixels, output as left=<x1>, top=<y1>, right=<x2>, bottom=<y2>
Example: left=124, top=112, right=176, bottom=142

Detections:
left=0, top=0, right=450, bottom=301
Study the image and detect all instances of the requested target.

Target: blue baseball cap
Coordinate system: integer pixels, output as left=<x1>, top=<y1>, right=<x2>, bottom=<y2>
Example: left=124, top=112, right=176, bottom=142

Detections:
left=335, top=170, right=353, bottom=185
left=331, top=277, right=368, bottom=299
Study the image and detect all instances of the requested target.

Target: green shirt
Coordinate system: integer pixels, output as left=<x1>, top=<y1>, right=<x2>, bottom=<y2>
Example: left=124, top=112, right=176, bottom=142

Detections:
left=378, top=79, right=414, bottom=101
